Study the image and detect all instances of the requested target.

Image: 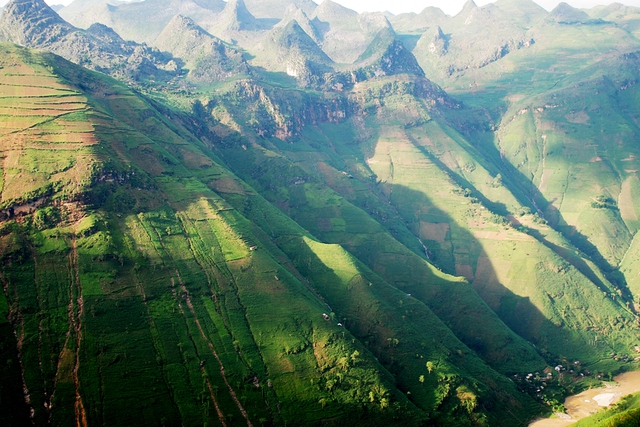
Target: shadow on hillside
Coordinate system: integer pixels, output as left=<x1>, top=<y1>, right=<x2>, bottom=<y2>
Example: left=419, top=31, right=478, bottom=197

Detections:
left=455, top=122, right=621, bottom=281
left=412, top=142, right=509, bottom=216
left=295, top=236, right=540, bottom=427
left=380, top=183, right=599, bottom=365
left=410, top=136, right=619, bottom=297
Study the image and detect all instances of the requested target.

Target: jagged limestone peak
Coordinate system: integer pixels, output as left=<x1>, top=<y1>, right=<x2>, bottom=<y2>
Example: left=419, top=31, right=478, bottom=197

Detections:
left=549, top=2, right=591, bottom=23
left=0, top=0, right=73, bottom=45
left=358, top=11, right=392, bottom=35
left=275, top=3, right=320, bottom=42
left=217, top=0, right=259, bottom=31
left=155, top=14, right=250, bottom=83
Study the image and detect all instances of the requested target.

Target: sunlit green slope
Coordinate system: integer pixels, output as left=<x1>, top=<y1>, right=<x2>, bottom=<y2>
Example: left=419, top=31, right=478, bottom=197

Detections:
left=196, top=71, right=640, bottom=373
left=5, top=0, right=640, bottom=425
left=0, top=43, right=552, bottom=426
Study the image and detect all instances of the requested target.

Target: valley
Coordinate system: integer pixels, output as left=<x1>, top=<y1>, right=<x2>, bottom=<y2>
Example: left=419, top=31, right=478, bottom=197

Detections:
left=2, top=0, right=640, bottom=425
left=531, top=371, right=640, bottom=426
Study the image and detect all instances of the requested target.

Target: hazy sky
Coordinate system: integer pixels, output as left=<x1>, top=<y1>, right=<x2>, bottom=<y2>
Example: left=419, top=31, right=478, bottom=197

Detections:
left=333, top=0, right=640, bottom=15
left=2, top=0, right=640, bottom=17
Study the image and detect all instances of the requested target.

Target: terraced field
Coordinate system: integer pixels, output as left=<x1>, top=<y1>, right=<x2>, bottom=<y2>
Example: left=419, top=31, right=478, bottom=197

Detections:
left=0, top=45, right=543, bottom=427
left=5, top=0, right=640, bottom=425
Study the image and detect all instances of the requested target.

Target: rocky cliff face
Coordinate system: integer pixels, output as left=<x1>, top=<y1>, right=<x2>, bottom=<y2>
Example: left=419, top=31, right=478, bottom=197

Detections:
left=0, top=0, right=73, bottom=46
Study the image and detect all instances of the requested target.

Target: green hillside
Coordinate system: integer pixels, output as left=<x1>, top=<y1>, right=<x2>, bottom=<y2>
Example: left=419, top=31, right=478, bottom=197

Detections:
left=0, top=43, right=545, bottom=427
left=4, top=0, right=640, bottom=425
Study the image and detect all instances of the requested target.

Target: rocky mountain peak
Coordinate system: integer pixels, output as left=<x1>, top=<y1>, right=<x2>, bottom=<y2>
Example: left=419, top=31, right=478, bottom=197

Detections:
left=217, top=0, right=260, bottom=31
left=86, top=22, right=125, bottom=44
left=492, top=0, right=548, bottom=26
left=424, top=25, right=448, bottom=56
left=354, top=27, right=425, bottom=78
left=155, top=14, right=250, bottom=83
left=277, top=19, right=327, bottom=56
left=358, top=12, right=392, bottom=34
left=275, top=4, right=320, bottom=42
left=0, top=0, right=73, bottom=45
left=418, top=6, right=448, bottom=22
left=460, top=0, right=478, bottom=14
left=549, top=2, right=591, bottom=23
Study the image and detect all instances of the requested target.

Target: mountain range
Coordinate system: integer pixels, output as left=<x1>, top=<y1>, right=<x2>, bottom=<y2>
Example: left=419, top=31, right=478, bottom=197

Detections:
left=2, top=0, right=640, bottom=426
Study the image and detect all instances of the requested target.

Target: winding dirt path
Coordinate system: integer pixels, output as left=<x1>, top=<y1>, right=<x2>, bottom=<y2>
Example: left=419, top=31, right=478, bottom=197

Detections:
left=69, top=236, right=88, bottom=427
left=174, top=271, right=253, bottom=427
left=170, top=277, right=227, bottom=427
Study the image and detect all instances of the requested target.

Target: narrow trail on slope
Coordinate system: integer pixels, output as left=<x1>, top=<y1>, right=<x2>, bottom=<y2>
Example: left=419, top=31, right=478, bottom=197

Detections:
left=49, top=251, right=77, bottom=419
left=175, top=271, right=253, bottom=427
left=0, top=109, right=87, bottom=138
left=175, top=212, right=280, bottom=423
left=140, top=212, right=254, bottom=426
left=201, top=365, right=228, bottom=427
left=171, top=277, right=227, bottom=427
left=69, top=235, right=88, bottom=427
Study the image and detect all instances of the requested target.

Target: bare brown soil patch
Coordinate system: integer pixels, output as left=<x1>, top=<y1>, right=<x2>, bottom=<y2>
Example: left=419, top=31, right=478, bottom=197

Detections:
left=420, top=221, right=450, bottom=243
left=565, top=111, right=589, bottom=124
left=180, top=147, right=213, bottom=170
left=456, top=263, right=474, bottom=280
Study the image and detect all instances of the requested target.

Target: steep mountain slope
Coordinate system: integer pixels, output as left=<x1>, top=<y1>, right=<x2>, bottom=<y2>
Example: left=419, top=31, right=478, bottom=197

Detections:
left=351, top=27, right=425, bottom=80
left=5, top=0, right=640, bottom=426
left=424, top=2, right=640, bottom=317
left=155, top=15, right=251, bottom=85
left=206, top=0, right=271, bottom=50
left=275, top=3, right=321, bottom=42
left=547, top=2, right=592, bottom=24
left=0, top=0, right=176, bottom=82
left=198, top=72, right=639, bottom=371
left=490, top=51, right=640, bottom=299
left=0, top=42, right=555, bottom=427
left=309, top=0, right=383, bottom=64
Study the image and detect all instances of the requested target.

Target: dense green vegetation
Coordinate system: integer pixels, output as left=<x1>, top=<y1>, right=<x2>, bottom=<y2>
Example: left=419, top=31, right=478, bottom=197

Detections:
left=4, top=0, right=640, bottom=425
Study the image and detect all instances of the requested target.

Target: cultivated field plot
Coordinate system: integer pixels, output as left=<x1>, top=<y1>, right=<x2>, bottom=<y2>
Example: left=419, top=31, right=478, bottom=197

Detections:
left=0, top=64, right=97, bottom=150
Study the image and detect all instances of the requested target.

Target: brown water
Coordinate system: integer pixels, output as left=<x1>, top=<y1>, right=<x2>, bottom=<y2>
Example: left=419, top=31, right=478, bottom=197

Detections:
left=529, top=371, right=640, bottom=427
